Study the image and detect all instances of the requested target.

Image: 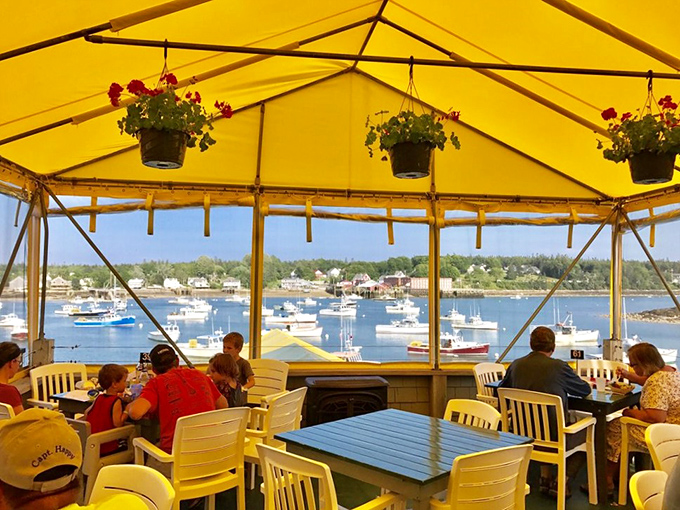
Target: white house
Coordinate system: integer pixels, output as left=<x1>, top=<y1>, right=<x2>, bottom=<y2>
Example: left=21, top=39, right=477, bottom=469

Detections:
left=188, top=277, right=210, bottom=289
left=50, top=276, right=72, bottom=290
left=128, top=278, right=144, bottom=289
left=8, top=276, right=25, bottom=292
left=163, top=278, right=182, bottom=290
left=79, top=278, right=94, bottom=290
left=409, top=277, right=453, bottom=292
left=328, top=268, right=342, bottom=279
left=222, top=277, right=241, bottom=291
left=314, top=270, right=326, bottom=280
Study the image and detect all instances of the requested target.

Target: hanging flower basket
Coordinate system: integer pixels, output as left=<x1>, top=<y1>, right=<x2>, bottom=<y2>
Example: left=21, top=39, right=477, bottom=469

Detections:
left=138, top=129, right=190, bottom=169
left=388, top=142, right=434, bottom=179
left=628, top=151, right=676, bottom=184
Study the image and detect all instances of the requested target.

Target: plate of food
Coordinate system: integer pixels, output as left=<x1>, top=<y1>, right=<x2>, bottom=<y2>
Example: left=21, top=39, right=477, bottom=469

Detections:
left=608, top=381, right=635, bottom=394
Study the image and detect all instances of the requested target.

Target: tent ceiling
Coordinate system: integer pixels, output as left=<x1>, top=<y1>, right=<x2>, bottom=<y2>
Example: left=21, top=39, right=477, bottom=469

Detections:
left=2, top=0, right=680, bottom=214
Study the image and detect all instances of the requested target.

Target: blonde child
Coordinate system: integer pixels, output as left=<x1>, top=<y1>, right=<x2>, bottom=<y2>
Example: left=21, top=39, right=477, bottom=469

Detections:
left=84, top=364, right=129, bottom=455
left=222, top=332, right=255, bottom=390
left=207, top=353, right=245, bottom=407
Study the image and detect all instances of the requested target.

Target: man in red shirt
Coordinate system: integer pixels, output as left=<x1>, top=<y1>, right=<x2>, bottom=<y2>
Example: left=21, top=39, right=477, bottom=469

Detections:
left=126, top=345, right=227, bottom=454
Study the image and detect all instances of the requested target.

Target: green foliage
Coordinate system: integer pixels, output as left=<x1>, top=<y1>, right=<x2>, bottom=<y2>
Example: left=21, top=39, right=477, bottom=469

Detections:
left=365, top=110, right=461, bottom=158
left=598, top=97, right=680, bottom=163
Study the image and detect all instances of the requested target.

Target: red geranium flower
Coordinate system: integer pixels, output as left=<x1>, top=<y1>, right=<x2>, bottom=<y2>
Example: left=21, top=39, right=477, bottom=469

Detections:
left=108, top=82, right=124, bottom=107
left=621, top=112, right=632, bottom=121
left=601, top=107, right=617, bottom=121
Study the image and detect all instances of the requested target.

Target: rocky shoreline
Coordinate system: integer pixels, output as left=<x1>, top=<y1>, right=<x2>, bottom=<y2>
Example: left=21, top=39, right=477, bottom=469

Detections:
left=627, top=307, right=680, bottom=325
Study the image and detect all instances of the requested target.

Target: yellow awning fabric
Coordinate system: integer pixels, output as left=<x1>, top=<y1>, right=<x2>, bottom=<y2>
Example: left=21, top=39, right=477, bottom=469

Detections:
left=2, top=0, right=680, bottom=213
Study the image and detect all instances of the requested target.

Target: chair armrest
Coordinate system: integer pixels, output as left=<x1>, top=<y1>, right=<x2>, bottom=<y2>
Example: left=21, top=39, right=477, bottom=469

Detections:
left=81, top=425, right=138, bottom=475
left=245, top=428, right=267, bottom=439
left=620, top=416, right=650, bottom=428
left=564, top=416, right=596, bottom=434
left=26, top=398, right=57, bottom=410
left=86, top=424, right=137, bottom=448
left=260, top=391, right=288, bottom=407
left=248, top=407, right=268, bottom=430
left=352, top=492, right=406, bottom=510
left=133, top=437, right=173, bottom=465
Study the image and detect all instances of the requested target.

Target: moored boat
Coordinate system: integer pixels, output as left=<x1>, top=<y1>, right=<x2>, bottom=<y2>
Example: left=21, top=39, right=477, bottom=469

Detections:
left=147, top=322, right=181, bottom=342
left=456, top=314, right=499, bottom=331
left=166, top=307, right=209, bottom=321
left=318, top=302, right=357, bottom=317
left=440, top=308, right=466, bottom=323
left=385, top=298, right=419, bottom=315
left=407, top=332, right=490, bottom=356
left=264, top=312, right=317, bottom=325
left=547, top=312, right=599, bottom=344
left=0, top=313, right=25, bottom=328
left=375, top=315, right=428, bottom=335
left=74, top=313, right=136, bottom=327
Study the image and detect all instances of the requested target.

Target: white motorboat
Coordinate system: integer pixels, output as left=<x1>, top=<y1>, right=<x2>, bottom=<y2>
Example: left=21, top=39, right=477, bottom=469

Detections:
left=148, top=322, right=181, bottom=342
left=0, top=313, right=25, bottom=328
left=509, top=294, right=524, bottom=300
left=166, top=308, right=209, bottom=321
left=270, top=324, right=323, bottom=338
left=175, top=333, right=223, bottom=363
left=281, top=301, right=299, bottom=313
left=440, top=308, right=466, bottom=323
left=549, top=312, right=599, bottom=344
left=456, top=314, right=499, bottom=331
left=187, top=298, right=212, bottom=312
left=264, top=312, right=317, bottom=325
left=318, top=302, right=357, bottom=317
left=344, top=292, right=363, bottom=301
left=54, top=304, right=82, bottom=316
left=385, top=298, right=420, bottom=315
left=243, top=306, right=275, bottom=317
left=375, top=294, right=397, bottom=302
left=297, top=297, right=317, bottom=307
left=407, top=331, right=490, bottom=356
left=224, top=294, right=246, bottom=303
left=623, top=335, right=677, bottom=364
left=376, top=315, right=429, bottom=335
left=168, top=296, right=191, bottom=305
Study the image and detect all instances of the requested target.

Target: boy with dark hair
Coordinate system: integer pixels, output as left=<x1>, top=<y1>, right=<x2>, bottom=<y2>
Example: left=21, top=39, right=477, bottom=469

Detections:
left=85, top=364, right=129, bottom=455
left=222, top=332, right=255, bottom=389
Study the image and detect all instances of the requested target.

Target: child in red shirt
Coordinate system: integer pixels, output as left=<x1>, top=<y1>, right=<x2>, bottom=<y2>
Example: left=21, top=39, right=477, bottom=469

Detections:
left=85, top=364, right=129, bottom=455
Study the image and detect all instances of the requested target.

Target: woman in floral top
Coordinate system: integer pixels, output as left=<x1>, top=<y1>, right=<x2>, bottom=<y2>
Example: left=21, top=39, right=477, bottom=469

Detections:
left=207, top=353, right=245, bottom=407
left=604, top=342, right=680, bottom=491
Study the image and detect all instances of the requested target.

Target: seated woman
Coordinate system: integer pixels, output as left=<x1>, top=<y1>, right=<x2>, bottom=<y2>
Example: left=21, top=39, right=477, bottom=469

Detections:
left=605, top=342, right=680, bottom=492
left=0, top=342, right=24, bottom=415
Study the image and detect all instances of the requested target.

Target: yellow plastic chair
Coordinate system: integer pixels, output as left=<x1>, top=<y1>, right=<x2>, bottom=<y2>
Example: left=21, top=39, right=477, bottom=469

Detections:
left=576, top=360, right=630, bottom=381
left=257, top=443, right=406, bottom=510
left=629, top=470, right=667, bottom=510
left=247, top=358, right=289, bottom=407
left=429, top=444, right=533, bottom=510
left=497, top=388, right=597, bottom=510
left=472, top=362, right=505, bottom=409
left=443, top=399, right=501, bottom=430
left=29, top=362, right=88, bottom=409
left=645, top=423, right=680, bottom=474
left=89, top=464, right=175, bottom=510
left=0, top=402, right=15, bottom=420
left=618, top=416, right=651, bottom=505
left=66, top=418, right=139, bottom=503
left=244, top=387, right=307, bottom=488
left=133, top=407, right=249, bottom=510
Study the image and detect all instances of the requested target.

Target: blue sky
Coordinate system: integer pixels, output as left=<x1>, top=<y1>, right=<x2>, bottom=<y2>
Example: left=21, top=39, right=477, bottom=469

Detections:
left=1, top=194, right=678, bottom=264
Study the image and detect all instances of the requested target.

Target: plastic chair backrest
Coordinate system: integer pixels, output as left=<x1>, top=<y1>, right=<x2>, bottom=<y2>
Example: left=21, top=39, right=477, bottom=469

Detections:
left=171, top=407, right=249, bottom=485
left=444, top=444, right=532, bottom=510
left=646, top=423, right=680, bottom=474
left=576, top=360, right=629, bottom=381
left=247, top=359, right=289, bottom=406
left=472, top=363, right=505, bottom=406
left=262, top=387, right=307, bottom=448
left=443, top=399, right=501, bottom=430
left=89, top=464, right=175, bottom=510
left=257, top=443, right=338, bottom=510
left=30, top=362, right=88, bottom=404
left=629, top=470, right=667, bottom=510
left=497, top=388, right=566, bottom=450
left=0, top=402, right=15, bottom=420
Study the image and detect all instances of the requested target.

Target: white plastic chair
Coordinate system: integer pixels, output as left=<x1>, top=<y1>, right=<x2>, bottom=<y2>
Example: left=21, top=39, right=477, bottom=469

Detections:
left=576, top=360, right=630, bottom=381
left=618, top=416, right=651, bottom=505
left=497, top=388, right=597, bottom=510
left=645, top=422, right=680, bottom=474
left=429, top=444, right=533, bottom=510
left=133, top=407, right=249, bottom=510
left=472, top=362, right=505, bottom=409
left=67, top=418, right=139, bottom=503
left=244, top=387, right=307, bottom=488
left=0, top=402, right=15, bottom=420
left=29, top=362, right=88, bottom=409
left=629, top=470, right=667, bottom=510
left=247, top=359, right=289, bottom=406
left=89, top=464, right=175, bottom=510
left=443, top=399, right=501, bottom=430
left=257, top=443, right=406, bottom=510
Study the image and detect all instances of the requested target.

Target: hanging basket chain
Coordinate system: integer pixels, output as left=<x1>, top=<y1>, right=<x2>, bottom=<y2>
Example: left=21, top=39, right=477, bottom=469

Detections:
left=399, top=56, right=425, bottom=115
left=642, top=69, right=659, bottom=116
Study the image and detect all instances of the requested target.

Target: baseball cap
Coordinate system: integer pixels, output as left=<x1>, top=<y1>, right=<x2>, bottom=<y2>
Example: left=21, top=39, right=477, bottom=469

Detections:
left=0, top=409, right=82, bottom=492
left=149, top=344, right=177, bottom=367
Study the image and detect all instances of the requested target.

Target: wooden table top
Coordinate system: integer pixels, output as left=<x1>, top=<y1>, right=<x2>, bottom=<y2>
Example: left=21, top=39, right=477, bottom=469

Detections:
left=277, top=408, right=532, bottom=485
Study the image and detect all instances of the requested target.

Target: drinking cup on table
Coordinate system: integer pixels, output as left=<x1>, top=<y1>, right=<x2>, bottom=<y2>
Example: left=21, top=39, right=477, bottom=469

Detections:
left=595, top=377, right=606, bottom=392
left=130, top=383, right=143, bottom=399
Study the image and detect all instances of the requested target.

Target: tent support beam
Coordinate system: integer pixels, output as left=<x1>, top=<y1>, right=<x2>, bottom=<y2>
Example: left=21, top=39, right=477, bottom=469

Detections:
left=0, top=194, right=37, bottom=298
left=497, top=205, right=618, bottom=362
left=43, top=185, right=195, bottom=367
left=85, top=34, right=680, bottom=81
left=621, top=210, right=680, bottom=314
left=610, top=209, right=623, bottom=340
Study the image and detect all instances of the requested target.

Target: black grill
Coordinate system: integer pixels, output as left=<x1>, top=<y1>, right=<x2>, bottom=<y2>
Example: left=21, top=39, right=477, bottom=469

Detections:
left=304, top=376, right=389, bottom=426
